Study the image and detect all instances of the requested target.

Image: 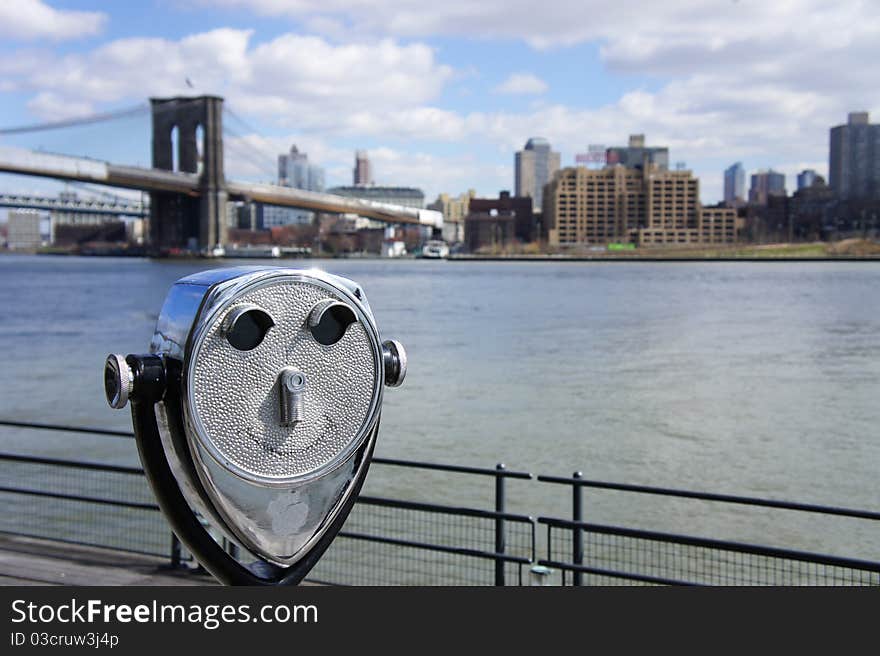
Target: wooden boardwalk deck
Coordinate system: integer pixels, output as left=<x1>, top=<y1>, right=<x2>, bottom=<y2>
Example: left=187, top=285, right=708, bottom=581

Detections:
left=0, top=534, right=215, bottom=586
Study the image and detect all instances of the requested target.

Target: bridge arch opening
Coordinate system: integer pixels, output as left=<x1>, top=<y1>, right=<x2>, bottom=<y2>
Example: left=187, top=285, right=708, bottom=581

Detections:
left=170, top=125, right=179, bottom=173
left=195, top=124, right=204, bottom=176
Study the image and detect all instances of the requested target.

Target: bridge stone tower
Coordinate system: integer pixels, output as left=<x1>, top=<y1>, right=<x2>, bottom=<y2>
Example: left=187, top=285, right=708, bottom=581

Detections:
left=150, top=96, right=227, bottom=252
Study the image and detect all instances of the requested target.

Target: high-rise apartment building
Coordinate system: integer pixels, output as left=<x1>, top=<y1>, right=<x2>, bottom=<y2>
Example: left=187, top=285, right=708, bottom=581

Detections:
left=748, top=170, right=786, bottom=206
left=515, top=138, right=560, bottom=210
left=606, top=134, right=669, bottom=171
left=278, top=145, right=325, bottom=192
left=354, top=150, right=372, bottom=186
left=724, top=162, right=746, bottom=207
left=544, top=166, right=740, bottom=247
left=829, top=112, right=880, bottom=200
left=264, top=145, right=326, bottom=227
left=797, top=169, right=819, bottom=190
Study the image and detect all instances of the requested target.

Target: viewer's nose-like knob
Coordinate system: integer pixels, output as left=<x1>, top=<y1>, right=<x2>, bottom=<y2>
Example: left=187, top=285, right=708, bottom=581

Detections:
left=279, top=368, right=308, bottom=427
left=382, top=340, right=407, bottom=387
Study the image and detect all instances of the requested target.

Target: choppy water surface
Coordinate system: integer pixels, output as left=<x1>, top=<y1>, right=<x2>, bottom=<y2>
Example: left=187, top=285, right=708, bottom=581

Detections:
left=1, top=255, right=878, bottom=559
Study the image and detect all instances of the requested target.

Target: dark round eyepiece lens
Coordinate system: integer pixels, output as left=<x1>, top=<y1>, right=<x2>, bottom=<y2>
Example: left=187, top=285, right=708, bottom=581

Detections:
left=310, top=303, right=357, bottom=346
left=104, top=364, right=119, bottom=403
left=226, top=308, right=274, bottom=351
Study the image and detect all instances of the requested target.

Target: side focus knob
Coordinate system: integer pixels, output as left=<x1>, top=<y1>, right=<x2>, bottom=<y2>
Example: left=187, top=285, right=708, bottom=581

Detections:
left=382, top=340, right=407, bottom=387
left=104, top=353, right=134, bottom=409
left=103, top=353, right=166, bottom=408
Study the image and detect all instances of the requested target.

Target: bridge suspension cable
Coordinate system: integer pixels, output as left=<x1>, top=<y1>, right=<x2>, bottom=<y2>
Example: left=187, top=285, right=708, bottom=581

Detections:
left=0, top=97, right=211, bottom=137
left=224, top=139, right=277, bottom=180
left=224, top=105, right=265, bottom=139
left=223, top=106, right=287, bottom=173
left=223, top=124, right=279, bottom=181
left=0, top=104, right=150, bottom=136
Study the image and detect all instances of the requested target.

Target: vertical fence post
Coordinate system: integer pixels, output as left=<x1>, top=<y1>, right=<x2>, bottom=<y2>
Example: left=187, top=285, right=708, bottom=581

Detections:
left=170, top=533, right=182, bottom=569
left=572, top=471, right=583, bottom=586
left=495, top=463, right=506, bottom=586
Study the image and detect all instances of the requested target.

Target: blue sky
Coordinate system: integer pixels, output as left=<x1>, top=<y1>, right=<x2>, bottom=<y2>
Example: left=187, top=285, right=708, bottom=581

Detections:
left=1, top=1, right=878, bottom=204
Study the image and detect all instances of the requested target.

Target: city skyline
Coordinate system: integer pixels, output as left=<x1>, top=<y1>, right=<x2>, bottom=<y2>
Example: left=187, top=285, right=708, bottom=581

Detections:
left=0, top=1, right=877, bottom=205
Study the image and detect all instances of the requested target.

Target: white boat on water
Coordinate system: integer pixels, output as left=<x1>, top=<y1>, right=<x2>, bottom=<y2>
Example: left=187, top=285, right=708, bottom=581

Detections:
left=420, top=240, right=450, bottom=259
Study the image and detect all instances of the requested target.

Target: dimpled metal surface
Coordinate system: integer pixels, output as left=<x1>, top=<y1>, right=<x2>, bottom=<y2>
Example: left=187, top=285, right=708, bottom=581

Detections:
left=190, top=279, right=378, bottom=480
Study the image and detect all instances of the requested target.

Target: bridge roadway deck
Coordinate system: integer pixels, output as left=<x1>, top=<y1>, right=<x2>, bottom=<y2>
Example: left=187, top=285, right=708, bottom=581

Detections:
left=0, top=534, right=214, bottom=586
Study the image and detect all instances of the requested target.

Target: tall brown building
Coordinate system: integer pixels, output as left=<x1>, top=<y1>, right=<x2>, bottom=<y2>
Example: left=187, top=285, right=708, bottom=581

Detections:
left=544, top=166, right=741, bottom=247
left=353, top=150, right=372, bottom=185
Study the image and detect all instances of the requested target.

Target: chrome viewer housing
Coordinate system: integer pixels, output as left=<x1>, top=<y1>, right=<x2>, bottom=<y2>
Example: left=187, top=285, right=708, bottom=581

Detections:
left=104, top=266, right=406, bottom=584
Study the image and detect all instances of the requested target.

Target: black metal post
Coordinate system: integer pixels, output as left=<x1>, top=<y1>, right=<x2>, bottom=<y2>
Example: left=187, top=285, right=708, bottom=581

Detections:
left=573, top=471, right=583, bottom=586
left=170, top=533, right=182, bottom=568
left=495, top=463, right=506, bottom=586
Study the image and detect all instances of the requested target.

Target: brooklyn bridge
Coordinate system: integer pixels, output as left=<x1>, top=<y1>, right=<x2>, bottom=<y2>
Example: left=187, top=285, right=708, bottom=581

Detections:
left=0, top=95, right=441, bottom=254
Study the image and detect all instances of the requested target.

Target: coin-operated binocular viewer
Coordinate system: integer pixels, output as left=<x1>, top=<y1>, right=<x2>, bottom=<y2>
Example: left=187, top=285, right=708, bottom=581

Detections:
left=104, top=268, right=406, bottom=585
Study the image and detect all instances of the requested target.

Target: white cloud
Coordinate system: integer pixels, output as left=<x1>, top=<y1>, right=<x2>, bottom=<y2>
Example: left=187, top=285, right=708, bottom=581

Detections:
left=0, top=29, right=452, bottom=123
left=199, top=1, right=880, bottom=113
left=0, top=0, right=105, bottom=41
left=201, top=1, right=880, bottom=55
left=5, top=1, right=880, bottom=203
left=0, top=30, right=255, bottom=115
left=26, top=91, right=95, bottom=121
left=187, top=2, right=880, bottom=199
left=493, top=73, right=548, bottom=95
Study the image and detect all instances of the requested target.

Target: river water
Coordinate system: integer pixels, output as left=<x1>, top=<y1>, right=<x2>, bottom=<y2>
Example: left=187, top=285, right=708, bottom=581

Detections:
left=1, top=255, right=878, bottom=560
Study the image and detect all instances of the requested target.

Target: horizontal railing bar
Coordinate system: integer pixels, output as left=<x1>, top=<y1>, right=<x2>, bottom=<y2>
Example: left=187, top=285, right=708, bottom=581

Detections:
left=2, top=420, right=876, bottom=520
left=0, top=420, right=134, bottom=438
left=337, top=529, right=532, bottom=564
left=372, top=457, right=532, bottom=479
left=538, top=518, right=880, bottom=573
left=357, top=495, right=533, bottom=523
left=536, top=475, right=880, bottom=521
left=0, top=421, right=534, bottom=479
left=0, top=452, right=144, bottom=475
left=537, top=559, right=700, bottom=586
left=0, top=485, right=159, bottom=511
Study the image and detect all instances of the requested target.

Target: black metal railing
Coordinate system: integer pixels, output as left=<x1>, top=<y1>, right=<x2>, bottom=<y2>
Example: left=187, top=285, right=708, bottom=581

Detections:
left=536, top=472, right=880, bottom=586
left=309, top=460, right=533, bottom=586
left=2, top=420, right=879, bottom=586
left=312, top=496, right=534, bottom=586
left=0, top=450, right=179, bottom=563
left=0, top=420, right=534, bottom=586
